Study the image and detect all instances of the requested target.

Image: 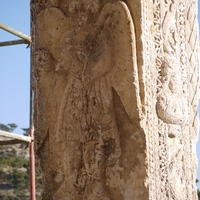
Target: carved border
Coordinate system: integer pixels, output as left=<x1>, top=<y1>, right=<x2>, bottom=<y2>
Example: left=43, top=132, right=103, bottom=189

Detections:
left=142, top=0, right=160, bottom=199
left=152, top=0, right=171, bottom=199
left=152, top=0, right=199, bottom=199
left=185, top=0, right=199, bottom=199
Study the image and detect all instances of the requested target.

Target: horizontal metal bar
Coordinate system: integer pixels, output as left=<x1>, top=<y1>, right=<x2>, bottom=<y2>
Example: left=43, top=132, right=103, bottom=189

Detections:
left=0, top=22, right=31, bottom=43
left=0, top=139, right=28, bottom=145
left=0, top=130, right=32, bottom=144
left=0, top=39, right=28, bottom=47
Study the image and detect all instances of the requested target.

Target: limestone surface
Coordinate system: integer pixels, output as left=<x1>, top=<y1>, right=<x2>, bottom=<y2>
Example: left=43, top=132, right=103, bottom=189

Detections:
left=31, top=0, right=199, bottom=199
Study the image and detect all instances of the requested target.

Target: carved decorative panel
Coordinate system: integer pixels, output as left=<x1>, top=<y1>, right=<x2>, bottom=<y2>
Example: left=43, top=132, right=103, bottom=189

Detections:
left=31, top=1, right=148, bottom=199
left=152, top=0, right=199, bottom=199
left=31, top=0, right=199, bottom=199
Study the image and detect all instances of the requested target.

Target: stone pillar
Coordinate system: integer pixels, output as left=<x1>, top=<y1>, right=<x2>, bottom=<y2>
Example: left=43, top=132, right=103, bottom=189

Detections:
left=31, top=0, right=199, bottom=199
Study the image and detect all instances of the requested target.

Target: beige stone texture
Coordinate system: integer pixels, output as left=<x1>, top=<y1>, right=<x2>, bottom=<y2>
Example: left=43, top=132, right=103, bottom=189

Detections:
left=31, top=0, right=199, bottom=199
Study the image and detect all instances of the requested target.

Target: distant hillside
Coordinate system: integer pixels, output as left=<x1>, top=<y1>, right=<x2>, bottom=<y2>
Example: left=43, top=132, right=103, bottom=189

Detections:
left=0, top=140, right=42, bottom=200
left=0, top=123, right=42, bottom=199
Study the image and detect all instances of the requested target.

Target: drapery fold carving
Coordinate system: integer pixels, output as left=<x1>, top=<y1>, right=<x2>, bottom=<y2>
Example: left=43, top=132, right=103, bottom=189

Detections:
left=31, top=0, right=199, bottom=199
left=32, top=1, right=148, bottom=199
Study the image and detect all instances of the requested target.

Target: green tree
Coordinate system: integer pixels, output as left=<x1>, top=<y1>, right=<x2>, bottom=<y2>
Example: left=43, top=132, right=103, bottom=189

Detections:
left=0, top=123, right=42, bottom=199
left=12, top=169, right=29, bottom=189
left=0, top=123, right=18, bottom=132
left=0, top=123, right=29, bottom=199
left=21, top=128, right=29, bottom=136
left=7, top=124, right=17, bottom=132
left=197, top=180, right=200, bottom=200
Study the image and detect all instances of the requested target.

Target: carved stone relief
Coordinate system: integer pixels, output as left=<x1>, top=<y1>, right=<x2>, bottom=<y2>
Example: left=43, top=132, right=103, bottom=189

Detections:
left=31, top=0, right=148, bottom=199
left=31, top=0, right=199, bottom=199
left=153, top=0, right=199, bottom=199
left=157, top=0, right=186, bottom=125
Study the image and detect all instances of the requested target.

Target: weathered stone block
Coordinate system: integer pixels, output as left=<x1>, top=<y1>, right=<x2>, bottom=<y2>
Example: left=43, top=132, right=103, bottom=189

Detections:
left=31, top=0, right=199, bottom=199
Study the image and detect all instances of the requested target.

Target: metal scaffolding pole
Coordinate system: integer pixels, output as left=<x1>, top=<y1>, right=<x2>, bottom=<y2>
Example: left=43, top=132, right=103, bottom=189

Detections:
left=0, top=23, right=31, bottom=42
left=0, top=22, right=35, bottom=199
left=29, top=127, right=36, bottom=200
left=0, top=130, right=32, bottom=145
left=0, top=22, right=31, bottom=47
left=0, top=129, right=35, bottom=199
left=0, top=39, right=28, bottom=47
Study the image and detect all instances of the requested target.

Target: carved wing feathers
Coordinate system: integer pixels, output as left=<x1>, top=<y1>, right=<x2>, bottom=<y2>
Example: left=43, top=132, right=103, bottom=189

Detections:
left=104, top=2, right=142, bottom=126
left=35, top=7, right=67, bottom=59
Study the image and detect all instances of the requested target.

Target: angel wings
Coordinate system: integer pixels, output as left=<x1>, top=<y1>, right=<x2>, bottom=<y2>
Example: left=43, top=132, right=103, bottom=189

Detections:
left=34, top=1, right=143, bottom=199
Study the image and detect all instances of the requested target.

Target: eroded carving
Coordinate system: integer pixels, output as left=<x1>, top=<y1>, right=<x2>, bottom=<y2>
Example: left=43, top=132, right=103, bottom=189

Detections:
left=31, top=0, right=199, bottom=199
left=53, top=2, right=133, bottom=199
left=153, top=0, right=198, bottom=199
left=34, top=48, right=54, bottom=75
left=32, top=1, right=146, bottom=199
left=157, top=0, right=185, bottom=125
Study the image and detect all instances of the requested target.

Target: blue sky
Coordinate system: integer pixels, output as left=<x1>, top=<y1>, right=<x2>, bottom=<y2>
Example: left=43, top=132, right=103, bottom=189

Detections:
left=0, top=0, right=200, bottom=189
left=0, top=1, right=30, bottom=133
